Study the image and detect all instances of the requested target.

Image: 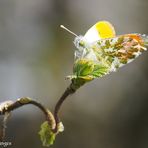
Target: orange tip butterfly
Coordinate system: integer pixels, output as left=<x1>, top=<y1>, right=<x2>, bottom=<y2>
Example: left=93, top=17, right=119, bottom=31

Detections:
left=61, top=21, right=147, bottom=78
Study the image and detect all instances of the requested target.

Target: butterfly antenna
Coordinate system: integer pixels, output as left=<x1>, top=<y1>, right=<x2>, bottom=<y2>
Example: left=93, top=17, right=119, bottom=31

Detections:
left=60, top=25, right=78, bottom=37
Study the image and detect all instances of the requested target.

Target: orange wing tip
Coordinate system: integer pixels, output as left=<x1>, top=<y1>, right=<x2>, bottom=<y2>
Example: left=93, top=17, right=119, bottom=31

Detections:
left=125, top=34, right=148, bottom=50
left=127, top=34, right=143, bottom=43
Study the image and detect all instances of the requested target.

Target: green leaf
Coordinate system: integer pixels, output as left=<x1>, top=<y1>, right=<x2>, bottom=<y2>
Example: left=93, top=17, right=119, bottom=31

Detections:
left=39, top=121, right=56, bottom=147
left=73, top=59, right=94, bottom=76
left=91, top=64, right=109, bottom=78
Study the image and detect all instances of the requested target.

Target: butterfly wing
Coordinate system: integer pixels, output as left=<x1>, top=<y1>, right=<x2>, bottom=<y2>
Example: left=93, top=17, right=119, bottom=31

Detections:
left=83, top=21, right=116, bottom=43
left=92, top=34, right=147, bottom=71
left=72, top=21, right=147, bottom=81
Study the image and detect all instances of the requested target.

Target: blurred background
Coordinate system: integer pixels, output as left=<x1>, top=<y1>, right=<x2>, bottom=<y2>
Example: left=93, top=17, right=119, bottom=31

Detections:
left=0, top=0, right=148, bottom=147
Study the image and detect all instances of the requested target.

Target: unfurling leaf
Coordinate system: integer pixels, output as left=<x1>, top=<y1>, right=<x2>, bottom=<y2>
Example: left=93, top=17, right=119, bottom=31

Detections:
left=91, top=64, right=109, bottom=77
left=39, top=121, right=56, bottom=147
left=73, top=59, right=94, bottom=77
left=70, top=59, right=109, bottom=90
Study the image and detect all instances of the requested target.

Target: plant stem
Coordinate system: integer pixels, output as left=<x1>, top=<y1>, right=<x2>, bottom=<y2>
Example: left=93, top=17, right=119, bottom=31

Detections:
left=0, top=82, right=78, bottom=139
left=0, top=112, right=10, bottom=141
left=0, top=97, right=56, bottom=141
left=53, top=83, right=76, bottom=132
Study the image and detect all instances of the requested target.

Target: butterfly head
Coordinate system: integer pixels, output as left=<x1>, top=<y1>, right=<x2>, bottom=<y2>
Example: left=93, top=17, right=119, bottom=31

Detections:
left=73, top=35, right=88, bottom=50
left=60, top=25, right=86, bottom=50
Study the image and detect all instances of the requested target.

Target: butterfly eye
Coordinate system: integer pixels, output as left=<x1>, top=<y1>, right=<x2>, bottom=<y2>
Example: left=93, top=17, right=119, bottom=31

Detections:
left=79, top=41, right=85, bottom=47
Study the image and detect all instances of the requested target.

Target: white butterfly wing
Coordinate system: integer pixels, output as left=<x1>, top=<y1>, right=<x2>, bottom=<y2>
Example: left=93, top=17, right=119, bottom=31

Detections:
left=83, top=25, right=100, bottom=43
left=83, top=21, right=116, bottom=43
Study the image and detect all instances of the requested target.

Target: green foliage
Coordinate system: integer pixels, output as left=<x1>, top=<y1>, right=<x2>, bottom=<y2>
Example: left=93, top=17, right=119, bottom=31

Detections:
left=70, top=59, right=109, bottom=90
left=39, top=121, right=56, bottom=147
left=73, top=59, right=94, bottom=77
left=91, top=64, right=109, bottom=77
left=73, top=59, right=108, bottom=79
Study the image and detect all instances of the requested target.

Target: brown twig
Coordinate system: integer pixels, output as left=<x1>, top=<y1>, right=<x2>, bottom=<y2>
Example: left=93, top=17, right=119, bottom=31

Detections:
left=53, top=83, right=76, bottom=132
left=0, top=97, right=56, bottom=141
left=0, top=82, right=77, bottom=140
left=0, top=112, right=10, bottom=141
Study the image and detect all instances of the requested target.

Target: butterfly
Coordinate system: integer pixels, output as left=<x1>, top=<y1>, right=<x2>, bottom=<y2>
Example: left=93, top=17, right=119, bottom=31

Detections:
left=61, top=21, right=148, bottom=81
